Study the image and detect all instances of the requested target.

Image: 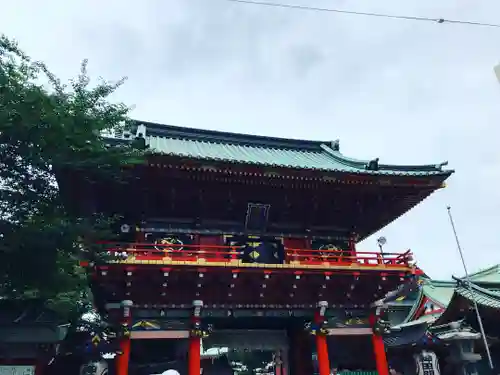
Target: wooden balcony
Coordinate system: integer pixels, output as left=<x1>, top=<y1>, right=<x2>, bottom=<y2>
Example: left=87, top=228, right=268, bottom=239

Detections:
left=91, top=242, right=414, bottom=274
left=88, top=242, right=416, bottom=307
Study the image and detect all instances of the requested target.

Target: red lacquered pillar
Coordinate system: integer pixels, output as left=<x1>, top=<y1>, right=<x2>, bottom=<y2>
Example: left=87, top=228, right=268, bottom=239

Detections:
left=369, top=311, right=389, bottom=375
left=116, top=300, right=133, bottom=375
left=188, top=300, right=203, bottom=375
left=281, top=349, right=288, bottom=375
left=274, top=351, right=281, bottom=375
left=274, top=350, right=286, bottom=375
left=315, top=301, right=330, bottom=375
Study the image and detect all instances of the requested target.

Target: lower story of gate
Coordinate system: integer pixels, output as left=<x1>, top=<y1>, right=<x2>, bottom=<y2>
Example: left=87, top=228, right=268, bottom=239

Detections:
left=107, top=301, right=391, bottom=375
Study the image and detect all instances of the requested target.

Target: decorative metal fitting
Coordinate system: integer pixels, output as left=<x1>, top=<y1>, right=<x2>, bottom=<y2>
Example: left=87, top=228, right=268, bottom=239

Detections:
left=193, top=300, right=203, bottom=317
left=317, top=301, right=328, bottom=317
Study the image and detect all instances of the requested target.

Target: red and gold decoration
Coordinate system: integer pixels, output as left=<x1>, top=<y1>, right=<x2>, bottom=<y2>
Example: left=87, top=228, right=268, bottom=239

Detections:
left=312, top=239, right=349, bottom=261
left=153, top=236, right=184, bottom=252
left=117, top=323, right=131, bottom=339
left=189, top=321, right=213, bottom=338
left=225, top=235, right=284, bottom=264
left=318, top=243, right=339, bottom=259
left=143, top=232, right=194, bottom=254
left=304, top=320, right=329, bottom=336
left=132, top=320, right=161, bottom=331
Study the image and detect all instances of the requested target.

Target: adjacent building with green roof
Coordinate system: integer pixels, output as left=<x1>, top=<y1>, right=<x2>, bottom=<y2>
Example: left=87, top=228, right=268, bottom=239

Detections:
left=384, top=265, right=500, bottom=374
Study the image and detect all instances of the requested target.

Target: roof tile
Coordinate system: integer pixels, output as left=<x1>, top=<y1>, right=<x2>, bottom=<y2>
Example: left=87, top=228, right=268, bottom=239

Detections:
left=455, top=282, right=500, bottom=309
left=146, top=134, right=450, bottom=177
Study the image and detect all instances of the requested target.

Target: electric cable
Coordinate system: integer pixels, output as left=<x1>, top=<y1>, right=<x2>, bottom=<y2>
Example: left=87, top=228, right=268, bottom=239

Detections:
left=224, top=0, right=500, bottom=28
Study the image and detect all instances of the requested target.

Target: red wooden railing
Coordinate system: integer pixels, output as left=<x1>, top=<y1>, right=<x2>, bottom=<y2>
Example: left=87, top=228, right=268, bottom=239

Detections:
left=96, top=242, right=413, bottom=268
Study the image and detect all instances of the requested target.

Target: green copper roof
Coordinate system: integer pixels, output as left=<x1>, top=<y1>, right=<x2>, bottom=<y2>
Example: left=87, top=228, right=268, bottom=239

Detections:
left=136, top=121, right=453, bottom=177
left=455, top=282, right=500, bottom=309
left=468, top=265, right=500, bottom=283
left=422, top=280, right=456, bottom=307
left=399, top=279, right=454, bottom=323
left=419, top=277, right=500, bottom=309
left=402, top=269, right=500, bottom=328
left=433, top=280, right=500, bottom=326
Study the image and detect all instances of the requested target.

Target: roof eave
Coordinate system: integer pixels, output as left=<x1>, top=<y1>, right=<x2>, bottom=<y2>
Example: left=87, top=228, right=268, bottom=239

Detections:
left=148, top=151, right=454, bottom=179
left=356, top=185, right=446, bottom=241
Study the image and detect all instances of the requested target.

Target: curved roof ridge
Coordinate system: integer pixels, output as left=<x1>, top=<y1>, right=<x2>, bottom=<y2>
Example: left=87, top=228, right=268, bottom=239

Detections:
left=135, top=120, right=327, bottom=151
left=467, top=264, right=500, bottom=282
left=321, top=144, right=450, bottom=173
left=426, top=279, right=456, bottom=287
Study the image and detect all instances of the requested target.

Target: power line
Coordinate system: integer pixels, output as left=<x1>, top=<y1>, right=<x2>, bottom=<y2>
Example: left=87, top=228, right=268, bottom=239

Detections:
left=224, top=0, right=500, bottom=28
left=446, top=206, right=494, bottom=370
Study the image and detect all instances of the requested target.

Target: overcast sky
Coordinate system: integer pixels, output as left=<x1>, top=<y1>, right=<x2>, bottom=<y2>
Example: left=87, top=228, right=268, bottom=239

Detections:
left=2, top=0, right=500, bottom=279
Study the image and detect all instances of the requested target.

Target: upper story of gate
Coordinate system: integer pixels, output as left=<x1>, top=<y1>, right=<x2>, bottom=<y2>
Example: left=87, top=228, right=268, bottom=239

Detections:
left=60, top=120, right=453, bottom=275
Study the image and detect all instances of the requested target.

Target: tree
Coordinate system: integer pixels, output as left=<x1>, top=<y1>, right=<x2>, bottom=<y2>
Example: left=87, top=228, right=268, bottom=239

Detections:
left=0, top=34, right=145, bottom=318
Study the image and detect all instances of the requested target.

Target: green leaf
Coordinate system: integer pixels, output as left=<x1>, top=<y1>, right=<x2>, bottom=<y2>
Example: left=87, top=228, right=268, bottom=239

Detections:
left=0, top=34, right=145, bottom=317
